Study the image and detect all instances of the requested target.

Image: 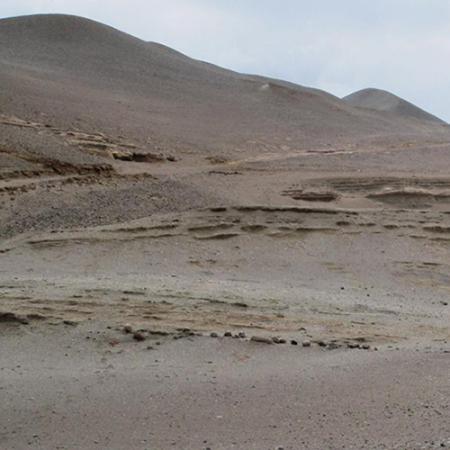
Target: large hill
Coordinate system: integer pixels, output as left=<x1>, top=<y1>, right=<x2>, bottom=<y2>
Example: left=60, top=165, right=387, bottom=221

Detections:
left=1, top=13, right=448, bottom=164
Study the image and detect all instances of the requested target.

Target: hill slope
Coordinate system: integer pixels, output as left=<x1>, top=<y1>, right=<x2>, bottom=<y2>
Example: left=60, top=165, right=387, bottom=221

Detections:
left=343, top=88, right=446, bottom=125
left=1, top=13, right=448, bottom=162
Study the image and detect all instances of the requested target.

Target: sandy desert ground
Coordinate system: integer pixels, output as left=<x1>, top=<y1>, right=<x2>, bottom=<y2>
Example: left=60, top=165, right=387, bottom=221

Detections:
left=1, top=14, right=450, bottom=450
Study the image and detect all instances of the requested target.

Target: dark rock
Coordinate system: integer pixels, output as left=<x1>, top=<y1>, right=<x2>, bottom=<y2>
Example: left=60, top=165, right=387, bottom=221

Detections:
left=290, top=340, right=298, bottom=346
left=210, top=332, right=219, bottom=338
left=177, top=327, right=191, bottom=333
left=0, top=312, right=29, bottom=325
left=133, top=332, right=146, bottom=342
left=250, top=336, right=273, bottom=344
left=26, top=313, right=46, bottom=321
left=327, top=342, right=340, bottom=350
left=63, top=320, right=77, bottom=326
left=123, top=324, right=133, bottom=334
left=148, top=330, right=169, bottom=336
left=238, top=331, right=246, bottom=338
left=224, top=331, right=232, bottom=337
left=232, top=302, right=248, bottom=308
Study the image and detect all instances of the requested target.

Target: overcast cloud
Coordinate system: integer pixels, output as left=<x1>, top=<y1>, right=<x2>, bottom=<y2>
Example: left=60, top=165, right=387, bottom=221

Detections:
left=1, top=0, right=450, bottom=121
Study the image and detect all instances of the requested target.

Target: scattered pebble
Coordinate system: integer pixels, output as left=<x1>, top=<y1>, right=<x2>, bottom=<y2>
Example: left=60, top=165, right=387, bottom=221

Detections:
left=123, top=324, right=133, bottom=334
left=210, top=332, right=219, bottom=338
left=290, top=340, right=298, bottom=346
left=224, top=331, right=232, bottom=337
left=302, top=340, right=311, bottom=347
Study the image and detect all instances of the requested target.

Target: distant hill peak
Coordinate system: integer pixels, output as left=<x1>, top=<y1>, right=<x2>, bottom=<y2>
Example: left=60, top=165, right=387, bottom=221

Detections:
left=343, top=88, right=446, bottom=125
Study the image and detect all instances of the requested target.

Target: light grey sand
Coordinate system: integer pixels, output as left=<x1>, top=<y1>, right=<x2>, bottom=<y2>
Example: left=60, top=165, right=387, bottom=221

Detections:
left=1, top=14, right=450, bottom=450
left=1, top=322, right=450, bottom=450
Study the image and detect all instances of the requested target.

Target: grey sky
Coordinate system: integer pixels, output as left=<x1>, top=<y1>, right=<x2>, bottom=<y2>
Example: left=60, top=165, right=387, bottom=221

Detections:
left=2, top=0, right=450, bottom=121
